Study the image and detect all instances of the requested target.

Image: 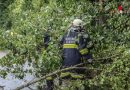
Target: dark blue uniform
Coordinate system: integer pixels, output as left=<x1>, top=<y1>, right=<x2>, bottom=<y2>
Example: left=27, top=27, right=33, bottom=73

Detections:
left=46, top=27, right=93, bottom=90
left=60, top=27, right=81, bottom=67
left=43, top=32, right=50, bottom=49
left=60, top=26, right=93, bottom=67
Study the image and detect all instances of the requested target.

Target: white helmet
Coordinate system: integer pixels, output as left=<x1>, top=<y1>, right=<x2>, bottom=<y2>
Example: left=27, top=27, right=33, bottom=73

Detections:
left=72, top=19, right=83, bottom=27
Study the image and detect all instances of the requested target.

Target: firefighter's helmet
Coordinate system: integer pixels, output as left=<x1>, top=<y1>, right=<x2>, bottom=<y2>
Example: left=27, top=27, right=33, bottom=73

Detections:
left=72, top=19, right=83, bottom=27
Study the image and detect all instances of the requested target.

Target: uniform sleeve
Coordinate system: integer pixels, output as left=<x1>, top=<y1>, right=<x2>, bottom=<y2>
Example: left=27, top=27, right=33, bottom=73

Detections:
left=81, top=29, right=93, bottom=49
left=59, top=35, right=65, bottom=45
left=85, top=35, right=93, bottom=50
left=43, top=33, right=50, bottom=45
left=59, top=32, right=68, bottom=45
left=78, top=30, right=93, bottom=56
left=78, top=31, right=89, bottom=50
left=59, top=33, right=67, bottom=49
left=43, top=32, right=50, bottom=49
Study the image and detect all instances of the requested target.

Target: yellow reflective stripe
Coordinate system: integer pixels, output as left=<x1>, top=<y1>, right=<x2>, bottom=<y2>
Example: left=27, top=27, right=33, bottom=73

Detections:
left=63, top=44, right=78, bottom=48
left=46, top=76, right=53, bottom=80
left=80, top=48, right=88, bottom=55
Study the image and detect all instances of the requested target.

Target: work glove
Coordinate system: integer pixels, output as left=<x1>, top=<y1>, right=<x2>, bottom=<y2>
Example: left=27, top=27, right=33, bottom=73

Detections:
left=87, top=59, right=93, bottom=63
left=82, top=54, right=93, bottom=63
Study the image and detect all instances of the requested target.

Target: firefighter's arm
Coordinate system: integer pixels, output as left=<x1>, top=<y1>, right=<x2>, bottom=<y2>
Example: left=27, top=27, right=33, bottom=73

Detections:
left=43, top=32, right=51, bottom=49
left=82, top=54, right=93, bottom=63
left=58, top=35, right=65, bottom=49
left=79, top=33, right=93, bottom=63
left=43, top=33, right=50, bottom=44
left=78, top=34, right=88, bottom=50
left=59, top=36, right=64, bottom=45
left=78, top=33, right=90, bottom=55
left=86, top=37, right=93, bottom=50
left=82, top=31, right=93, bottom=49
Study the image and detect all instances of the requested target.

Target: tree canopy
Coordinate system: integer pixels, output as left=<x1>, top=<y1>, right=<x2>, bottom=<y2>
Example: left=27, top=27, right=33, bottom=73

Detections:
left=0, top=0, right=130, bottom=89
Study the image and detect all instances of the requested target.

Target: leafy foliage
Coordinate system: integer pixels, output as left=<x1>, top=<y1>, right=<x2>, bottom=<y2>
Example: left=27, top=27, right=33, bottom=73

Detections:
left=0, top=0, right=130, bottom=89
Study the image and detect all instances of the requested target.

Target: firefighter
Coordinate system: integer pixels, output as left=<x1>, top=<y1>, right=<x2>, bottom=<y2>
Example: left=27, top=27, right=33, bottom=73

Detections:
left=45, top=19, right=93, bottom=90
left=59, top=19, right=93, bottom=80
left=43, top=30, right=50, bottom=50
left=43, top=29, right=54, bottom=90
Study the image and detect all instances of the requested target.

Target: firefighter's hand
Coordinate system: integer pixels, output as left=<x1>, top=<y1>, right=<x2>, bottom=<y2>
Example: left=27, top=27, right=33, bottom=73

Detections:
left=87, top=59, right=92, bottom=63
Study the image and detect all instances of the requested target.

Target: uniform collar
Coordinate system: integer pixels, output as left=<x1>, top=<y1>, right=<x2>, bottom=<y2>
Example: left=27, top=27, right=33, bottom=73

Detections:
left=70, top=27, right=79, bottom=32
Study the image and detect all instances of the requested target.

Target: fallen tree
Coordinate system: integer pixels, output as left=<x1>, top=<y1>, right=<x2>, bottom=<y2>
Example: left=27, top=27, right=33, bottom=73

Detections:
left=14, top=53, right=121, bottom=90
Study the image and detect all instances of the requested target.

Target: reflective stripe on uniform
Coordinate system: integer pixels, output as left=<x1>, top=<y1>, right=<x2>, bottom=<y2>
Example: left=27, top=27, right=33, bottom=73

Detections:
left=63, top=44, right=78, bottom=48
left=46, top=76, right=53, bottom=80
left=80, top=48, right=88, bottom=55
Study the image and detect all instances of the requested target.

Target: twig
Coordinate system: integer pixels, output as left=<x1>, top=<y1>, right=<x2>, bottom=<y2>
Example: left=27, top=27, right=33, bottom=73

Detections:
left=23, top=79, right=35, bottom=90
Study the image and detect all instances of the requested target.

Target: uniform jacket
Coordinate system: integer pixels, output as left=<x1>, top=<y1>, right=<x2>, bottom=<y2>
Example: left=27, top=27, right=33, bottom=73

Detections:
left=60, top=26, right=92, bottom=67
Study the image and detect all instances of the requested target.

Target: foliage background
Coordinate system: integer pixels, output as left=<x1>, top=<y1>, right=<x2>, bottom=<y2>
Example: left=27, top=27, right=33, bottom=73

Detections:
left=0, top=0, right=130, bottom=89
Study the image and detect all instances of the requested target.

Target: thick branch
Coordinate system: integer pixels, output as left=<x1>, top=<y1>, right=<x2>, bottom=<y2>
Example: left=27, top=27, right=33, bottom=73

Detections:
left=14, top=66, right=83, bottom=90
